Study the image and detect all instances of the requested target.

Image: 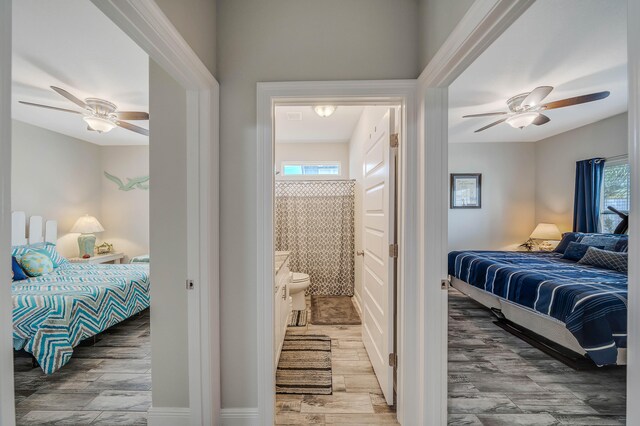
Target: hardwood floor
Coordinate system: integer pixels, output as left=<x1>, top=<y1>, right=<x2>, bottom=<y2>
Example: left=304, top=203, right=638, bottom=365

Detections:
left=13, top=309, right=150, bottom=425
left=276, top=297, right=399, bottom=425
left=448, top=289, right=627, bottom=425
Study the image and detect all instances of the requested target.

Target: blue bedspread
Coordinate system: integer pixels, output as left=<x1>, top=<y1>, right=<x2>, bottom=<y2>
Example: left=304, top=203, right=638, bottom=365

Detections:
left=448, top=251, right=627, bottom=366
left=12, top=263, right=150, bottom=374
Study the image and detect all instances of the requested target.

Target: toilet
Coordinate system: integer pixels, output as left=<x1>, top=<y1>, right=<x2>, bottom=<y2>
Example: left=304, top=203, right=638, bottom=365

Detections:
left=288, top=272, right=310, bottom=311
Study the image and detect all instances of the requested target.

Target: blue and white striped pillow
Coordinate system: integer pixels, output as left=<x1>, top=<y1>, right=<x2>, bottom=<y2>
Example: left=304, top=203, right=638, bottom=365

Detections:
left=11, top=242, right=67, bottom=267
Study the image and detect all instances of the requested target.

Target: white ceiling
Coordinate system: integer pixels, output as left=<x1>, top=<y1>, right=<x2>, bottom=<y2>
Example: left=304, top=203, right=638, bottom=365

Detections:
left=275, top=106, right=365, bottom=144
left=12, top=0, right=149, bottom=146
left=449, top=0, right=627, bottom=144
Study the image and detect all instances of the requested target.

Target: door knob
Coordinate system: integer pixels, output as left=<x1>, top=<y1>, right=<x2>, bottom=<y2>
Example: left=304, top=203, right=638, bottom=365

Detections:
left=356, top=250, right=365, bottom=257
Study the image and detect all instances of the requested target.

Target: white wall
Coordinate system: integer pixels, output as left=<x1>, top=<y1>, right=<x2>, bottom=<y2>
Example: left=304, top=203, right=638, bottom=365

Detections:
left=148, top=60, right=189, bottom=409
left=275, top=142, right=349, bottom=180
left=448, top=142, right=537, bottom=251
left=535, top=113, right=628, bottom=232
left=348, top=106, right=390, bottom=309
left=11, top=120, right=102, bottom=258
left=418, top=0, right=475, bottom=70
left=100, top=146, right=149, bottom=261
left=217, top=0, right=418, bottom=410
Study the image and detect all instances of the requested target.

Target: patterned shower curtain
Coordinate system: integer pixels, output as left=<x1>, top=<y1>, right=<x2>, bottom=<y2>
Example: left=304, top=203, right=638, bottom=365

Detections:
left=275, top=180, right=355, bottom=296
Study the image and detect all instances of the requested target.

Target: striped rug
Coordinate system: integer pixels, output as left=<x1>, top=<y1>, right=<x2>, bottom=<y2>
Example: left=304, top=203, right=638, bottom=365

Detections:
left=276, top=334, right=332, bottom=395
left=288, top=310, right=308, bottom=327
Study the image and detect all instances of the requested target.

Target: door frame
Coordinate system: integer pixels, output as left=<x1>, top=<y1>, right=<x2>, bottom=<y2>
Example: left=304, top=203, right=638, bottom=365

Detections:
left=256, top=81, right=417, bottom=424
left=418, top=0, right=640, bottom=424
left=0, top=1, right=220, bottom=424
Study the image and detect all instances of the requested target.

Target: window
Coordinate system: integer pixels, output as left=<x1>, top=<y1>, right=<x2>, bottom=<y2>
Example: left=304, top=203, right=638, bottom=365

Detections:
left=281, top=161, right=341, bottom=177
left=600, top=157, right=630, bottom=233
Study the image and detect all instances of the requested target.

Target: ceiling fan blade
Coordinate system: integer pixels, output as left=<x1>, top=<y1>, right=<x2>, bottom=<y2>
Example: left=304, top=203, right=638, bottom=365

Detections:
left=474, top=117, right=508, bottom=133
left=541, top=91, right=610, bottom=110
left=462, top=112, right=508, bottom=118
left=116, top=120, right=149, bottom=136
left=521, top=86, right=553, bottom=108
left=19, top=101, right=82, bottom=114
left=116, top=111, right=149, bottom=120
left=532, top=114, right=550, bottom=126
left=50, top=86, right=88, bottom=110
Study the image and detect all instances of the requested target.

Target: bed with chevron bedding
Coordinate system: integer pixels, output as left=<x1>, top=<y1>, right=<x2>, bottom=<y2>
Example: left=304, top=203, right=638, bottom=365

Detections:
left=12, top=262, right=150, bottom=374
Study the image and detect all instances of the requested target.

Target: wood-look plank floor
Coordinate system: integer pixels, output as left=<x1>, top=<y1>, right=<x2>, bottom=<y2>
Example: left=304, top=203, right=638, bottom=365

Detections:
left=13, top=309, right=151, bottom=425
left=276, top=297, right=399, bottom=425
left=448, top=289, right=627, bottom=426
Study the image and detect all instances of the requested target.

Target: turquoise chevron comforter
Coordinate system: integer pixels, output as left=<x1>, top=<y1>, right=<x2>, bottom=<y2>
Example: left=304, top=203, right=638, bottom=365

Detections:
left=12, top=263, right=150, bottom=374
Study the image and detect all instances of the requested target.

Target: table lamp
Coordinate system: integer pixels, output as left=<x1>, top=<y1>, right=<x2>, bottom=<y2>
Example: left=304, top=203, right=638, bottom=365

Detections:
left=523, top=223, right=562, bottom=251
left=70, top=214, right=105, bottom=257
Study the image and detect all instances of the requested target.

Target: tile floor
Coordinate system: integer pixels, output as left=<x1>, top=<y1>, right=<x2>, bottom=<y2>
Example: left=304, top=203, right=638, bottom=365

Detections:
left=276, top=297, right=399, bottom=425
left=448, top=289, right=627, bottom=425
left=13, top=309, right=151, bottom=425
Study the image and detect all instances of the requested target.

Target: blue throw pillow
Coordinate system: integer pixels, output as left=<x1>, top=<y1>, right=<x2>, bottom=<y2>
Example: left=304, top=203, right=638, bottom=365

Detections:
left=578, top=247, right=628, bottom=273
left=554, top=232, right=584, bottom=254
left=12, top=256, right=28, bottom=281
left=562, top=242, right=604, bottom=261
left=580, top=234, right=627, bottom=252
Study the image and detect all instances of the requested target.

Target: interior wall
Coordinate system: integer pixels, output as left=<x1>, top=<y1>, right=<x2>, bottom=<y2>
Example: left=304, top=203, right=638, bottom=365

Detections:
left=275, top=142, right=350, bottom=180
left=535, top=113, right=628, bottom=232
left=149, top=59, right=189, bottom=409
left=348, top=106, right=390, bottom=309
left=448, top=142, right=537, bottom=251
left=217, top=0, right=418, bottom=409
left=11, top=119, right=102, bottom=258
left=417, top=0, right=475, bottom=70
left=100, top=146, right=150, bottom=261
left=153, top=0, right=216, bottom=76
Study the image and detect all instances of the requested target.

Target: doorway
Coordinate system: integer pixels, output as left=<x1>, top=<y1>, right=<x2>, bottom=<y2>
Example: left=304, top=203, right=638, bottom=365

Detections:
left=256, top=82, right=417, bottom=424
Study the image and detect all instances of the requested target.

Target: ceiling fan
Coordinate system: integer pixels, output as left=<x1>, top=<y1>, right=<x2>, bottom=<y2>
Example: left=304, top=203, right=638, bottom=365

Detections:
left=462, top=86, right=610, bottom=133
left=19, top=86, right=149, bottom=136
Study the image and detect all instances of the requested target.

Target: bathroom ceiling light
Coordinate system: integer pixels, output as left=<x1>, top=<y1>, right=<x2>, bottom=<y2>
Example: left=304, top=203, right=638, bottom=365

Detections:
left=313, top=105, right=337, bottom=118
left=505, top=112, right=539, bottom=129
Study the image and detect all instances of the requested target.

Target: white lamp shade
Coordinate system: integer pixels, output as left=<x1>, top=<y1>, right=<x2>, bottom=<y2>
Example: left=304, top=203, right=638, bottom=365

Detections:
left=506, top=112, right=539, bottom=129
left=83, top=116, right=116, bottom=133
left=529, top=223, right=561, bottom=240
left=70, top=215, right=105, bottom=234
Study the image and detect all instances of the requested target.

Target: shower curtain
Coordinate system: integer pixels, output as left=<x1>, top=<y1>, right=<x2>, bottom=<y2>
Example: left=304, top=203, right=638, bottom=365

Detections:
left=275, top=180, right=355, bottom=296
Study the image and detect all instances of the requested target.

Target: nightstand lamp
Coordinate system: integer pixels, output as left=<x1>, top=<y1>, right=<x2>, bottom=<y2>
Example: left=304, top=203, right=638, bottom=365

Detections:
left=70, top=215, right=105, bottom=258
left=524, top=223, right=562, bottom=251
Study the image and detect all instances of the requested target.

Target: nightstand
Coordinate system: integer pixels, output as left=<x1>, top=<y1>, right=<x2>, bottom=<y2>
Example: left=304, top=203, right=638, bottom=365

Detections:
left=68, top=252, right=125, bottom=264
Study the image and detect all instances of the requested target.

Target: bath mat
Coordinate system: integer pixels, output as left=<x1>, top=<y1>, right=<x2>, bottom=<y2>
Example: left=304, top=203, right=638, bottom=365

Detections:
left=310, top=296, right=361, bottom=325
left=276, top=334, right=332, bottom=395
left=288, top=310, right=308, bottom=327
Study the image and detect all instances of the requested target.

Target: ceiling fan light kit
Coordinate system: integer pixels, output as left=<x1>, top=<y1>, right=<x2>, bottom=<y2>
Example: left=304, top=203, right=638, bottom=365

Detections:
left=462, top=85, right=610, bottom=133
left=19, top=86, right=149, bottom=136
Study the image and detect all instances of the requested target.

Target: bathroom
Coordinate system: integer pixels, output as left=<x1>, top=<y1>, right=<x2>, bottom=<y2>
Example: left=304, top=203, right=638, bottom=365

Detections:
left=273, top=103, right=401, bottom=421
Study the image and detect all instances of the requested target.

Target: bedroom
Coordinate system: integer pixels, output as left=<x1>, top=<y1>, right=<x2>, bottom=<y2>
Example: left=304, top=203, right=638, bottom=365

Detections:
left=447, top=1, right=628, bottom=424
left=10, top=1, right=152, bottom=424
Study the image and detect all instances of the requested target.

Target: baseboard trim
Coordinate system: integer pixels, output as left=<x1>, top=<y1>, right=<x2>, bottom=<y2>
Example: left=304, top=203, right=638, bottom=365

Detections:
left=220, top=408, right=260, bottom=426
left=147, top=407, right=190, bottom=426
left=353, top=291, right=363, bottom=317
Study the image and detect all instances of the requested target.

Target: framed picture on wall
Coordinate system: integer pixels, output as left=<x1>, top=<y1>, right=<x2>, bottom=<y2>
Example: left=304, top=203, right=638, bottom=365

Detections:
left=450, top=173, right=482, bottom=209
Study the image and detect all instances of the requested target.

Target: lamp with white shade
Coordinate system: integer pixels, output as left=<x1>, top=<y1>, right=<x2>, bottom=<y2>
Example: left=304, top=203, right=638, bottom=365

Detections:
left=70, top=215, right=105, bottom=257
left=521, top=223, right=562, bottom=251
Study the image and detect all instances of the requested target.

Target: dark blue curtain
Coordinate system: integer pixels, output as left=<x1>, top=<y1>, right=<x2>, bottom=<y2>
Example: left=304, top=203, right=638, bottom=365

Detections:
left=573, top=158, right=605, bottom=232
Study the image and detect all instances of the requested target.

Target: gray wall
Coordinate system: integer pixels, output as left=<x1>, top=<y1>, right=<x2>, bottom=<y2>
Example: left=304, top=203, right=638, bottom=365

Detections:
left=418, top=0, right=475, bottom=70
left=217, top=0, right=419, bottom=409
left=535, top=113, right=628, bottom=232
left=154, top=0, right=216, bottom=76
left=448, top=142, right=537, bottom=251
left=149, top=60, right=189, bottom=408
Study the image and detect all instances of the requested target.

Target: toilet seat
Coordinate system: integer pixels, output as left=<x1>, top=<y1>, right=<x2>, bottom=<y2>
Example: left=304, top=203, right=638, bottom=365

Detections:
left=291, top=272, right=309, bottom=283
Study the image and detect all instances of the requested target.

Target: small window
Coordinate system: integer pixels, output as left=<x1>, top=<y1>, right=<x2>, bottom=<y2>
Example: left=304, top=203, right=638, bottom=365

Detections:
left=281, top=161, right=341, bottom=177
left=600, top=158, right=630, bottom=233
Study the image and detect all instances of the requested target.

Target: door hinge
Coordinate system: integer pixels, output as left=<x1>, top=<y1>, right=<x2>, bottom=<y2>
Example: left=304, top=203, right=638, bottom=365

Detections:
left=441, top=278, right=450, bottom=290
left=186, top=279, right=195, bottom=290
left=390, top=133, right=399, bottom=148
left=388, top=352, right=398, bottom=368
left=389, top=243, right=398, bottom=258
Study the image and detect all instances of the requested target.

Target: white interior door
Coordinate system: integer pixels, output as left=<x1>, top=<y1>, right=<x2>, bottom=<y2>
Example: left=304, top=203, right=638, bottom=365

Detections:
left=362, top=109, right=396, bottom=405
